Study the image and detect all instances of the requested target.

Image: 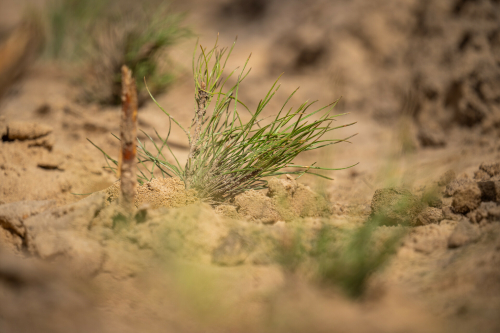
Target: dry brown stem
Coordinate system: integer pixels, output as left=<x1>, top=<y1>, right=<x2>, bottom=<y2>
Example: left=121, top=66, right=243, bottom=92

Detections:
left=118, top=65, right=138, bottom=210
left=185, top=81, right=208, bottom=188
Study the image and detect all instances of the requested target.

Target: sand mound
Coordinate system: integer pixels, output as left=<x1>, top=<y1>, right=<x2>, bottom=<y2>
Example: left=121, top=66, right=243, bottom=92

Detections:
left=104, top=177, right=198, bottom=209
left=224, top=175, right=331, bottom=224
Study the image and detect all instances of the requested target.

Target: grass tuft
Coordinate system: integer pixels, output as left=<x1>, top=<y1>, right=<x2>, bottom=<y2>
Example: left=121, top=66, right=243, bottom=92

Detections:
left=44, top=0, right=189, bottom=104
left=97, top=37, right=357, bottom=203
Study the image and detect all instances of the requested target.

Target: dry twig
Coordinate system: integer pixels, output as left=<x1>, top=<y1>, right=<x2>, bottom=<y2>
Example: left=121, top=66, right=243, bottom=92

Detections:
left=119, top=65, right=138, bottom=209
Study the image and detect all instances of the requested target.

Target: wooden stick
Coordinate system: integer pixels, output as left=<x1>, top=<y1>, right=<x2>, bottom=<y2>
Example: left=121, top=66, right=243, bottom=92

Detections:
left=119, top=65, right=138, bottom=210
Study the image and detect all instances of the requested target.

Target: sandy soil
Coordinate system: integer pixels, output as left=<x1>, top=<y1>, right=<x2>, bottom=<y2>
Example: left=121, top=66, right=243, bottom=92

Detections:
left=1, top=0, right=500, bottom=332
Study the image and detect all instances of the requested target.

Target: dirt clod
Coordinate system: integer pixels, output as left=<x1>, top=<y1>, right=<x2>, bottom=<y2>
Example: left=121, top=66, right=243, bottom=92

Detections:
left=267, top=175, right=298, bottom=198
left=445, top=178, right=474, bottom=197
left=289, top=185, right=330, bottom=218
left=7, top=121, right=53, bottom=141
left=438, top=170, right=456, bottom=187
left=405, top=220, right=457, bottom=254
left=451, top=181, right=482, bottom=214
left=214, top=204, right=240, bottom=219
left=468, top=202, right=500, bottom=224
left=267, top=175, right=330, bottom=219
left=474, top=169, right=491, bottom=181
left=441, top=205, right=462, bottom=221
left=234, top=175, right=330, bottom=224
left=480, top=162, right=500, bottom=178
left=371, top=187, right=424, bottom=225
left=417, top=207, right=444, bottom=226
left=135, top=178, right=198, bottom=209
left=235, top=190, right=281, bottom=223
left=477, top=181, right=500, bottom=203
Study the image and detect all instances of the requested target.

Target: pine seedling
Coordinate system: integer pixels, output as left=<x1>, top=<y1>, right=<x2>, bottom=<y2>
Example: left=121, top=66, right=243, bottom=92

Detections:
left=45, top=0, right=189, bottom=104
left=95, top=38, right=357, bottom=203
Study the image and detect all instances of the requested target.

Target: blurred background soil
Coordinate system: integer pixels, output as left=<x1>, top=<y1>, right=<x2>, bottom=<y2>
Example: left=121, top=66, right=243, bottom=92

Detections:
left=0, top=0, right=499, bottom=332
